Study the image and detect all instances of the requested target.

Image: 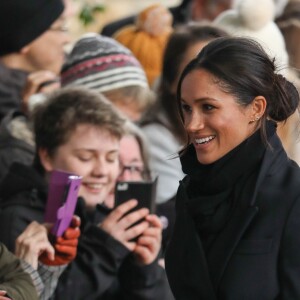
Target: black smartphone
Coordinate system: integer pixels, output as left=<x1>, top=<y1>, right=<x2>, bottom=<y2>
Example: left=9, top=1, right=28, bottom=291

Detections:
left=114, top=177, right=158, bottom=214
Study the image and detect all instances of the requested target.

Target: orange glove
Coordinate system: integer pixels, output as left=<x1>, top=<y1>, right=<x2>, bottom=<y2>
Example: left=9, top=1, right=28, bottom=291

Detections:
left=40, top=216, right=81, bottom=266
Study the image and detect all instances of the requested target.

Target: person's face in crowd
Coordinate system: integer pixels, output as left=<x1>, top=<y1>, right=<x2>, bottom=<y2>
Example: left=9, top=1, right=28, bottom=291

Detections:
left=23, top=16, right=70, bottom=74
left=180, top=68, right=256, bottom=165
left=118, top=135, right=145, bottom=181
left=113, top=100, right=142, bottom=122
left=40, top=124, right=120, bottom=209
left=103, top=91, right=143, bottom=122
left=171, top=40, right=209, bottom=94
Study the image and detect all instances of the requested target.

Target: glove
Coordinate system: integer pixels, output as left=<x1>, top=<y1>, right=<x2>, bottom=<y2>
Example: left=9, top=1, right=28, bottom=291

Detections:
left=40, top=216, right=81, bottom=266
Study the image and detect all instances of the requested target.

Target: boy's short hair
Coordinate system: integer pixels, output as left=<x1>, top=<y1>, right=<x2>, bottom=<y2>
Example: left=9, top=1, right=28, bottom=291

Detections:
left=33, top=87, right=126, bottom=158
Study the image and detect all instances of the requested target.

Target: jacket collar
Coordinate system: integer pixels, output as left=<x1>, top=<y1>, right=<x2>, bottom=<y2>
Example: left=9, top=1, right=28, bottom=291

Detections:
left=207, top=133, right=286, bottom=290
left=165, top=182, right=217, bottom=299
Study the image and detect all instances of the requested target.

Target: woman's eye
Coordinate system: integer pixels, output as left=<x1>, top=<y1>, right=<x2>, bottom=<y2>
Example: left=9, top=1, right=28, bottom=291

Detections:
left=181, top=103, right=192, bottom=113
left=203, top=104, right=215, bottom=111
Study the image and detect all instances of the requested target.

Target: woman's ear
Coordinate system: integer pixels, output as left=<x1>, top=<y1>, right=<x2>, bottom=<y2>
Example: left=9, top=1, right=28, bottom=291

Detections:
left=19, top=45, right=30, bottom=55
left=38, top=148, right=54, bottom=172
left=249, top=96, right=267, bottom=122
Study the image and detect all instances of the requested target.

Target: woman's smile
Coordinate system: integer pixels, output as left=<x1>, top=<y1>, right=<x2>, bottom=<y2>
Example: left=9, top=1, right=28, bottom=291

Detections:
left=194, top=135, right=216, bottom=145
left=192, top=135, right=216, bottom=154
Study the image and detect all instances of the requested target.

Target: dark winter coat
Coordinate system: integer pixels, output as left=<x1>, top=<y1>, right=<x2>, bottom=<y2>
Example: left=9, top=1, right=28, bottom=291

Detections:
left=166, top=132, right=300, bottom=300
left=0, top=110, right=35, bottom=183
left=0, top=62, right=34, bottom=184
left=0, top=63, right=27, bottom=121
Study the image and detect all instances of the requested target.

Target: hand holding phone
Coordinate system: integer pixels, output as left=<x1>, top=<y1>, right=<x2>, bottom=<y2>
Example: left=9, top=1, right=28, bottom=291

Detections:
left=40, top=216, right=81, bottom=266
left=100, top=199, right=150, bottom=251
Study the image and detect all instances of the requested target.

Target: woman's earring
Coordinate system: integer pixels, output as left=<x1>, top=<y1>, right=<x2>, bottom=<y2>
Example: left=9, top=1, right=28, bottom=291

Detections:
left=250, top=116, right=260, bottom=123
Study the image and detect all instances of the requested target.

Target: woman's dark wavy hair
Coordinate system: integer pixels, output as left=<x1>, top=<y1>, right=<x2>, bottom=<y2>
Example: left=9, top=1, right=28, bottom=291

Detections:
left=177, top=36, right=300, bottom=147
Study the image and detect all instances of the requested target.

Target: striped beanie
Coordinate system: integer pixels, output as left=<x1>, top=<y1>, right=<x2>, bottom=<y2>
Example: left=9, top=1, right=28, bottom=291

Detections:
left=61, top=33, right=149, bottom=92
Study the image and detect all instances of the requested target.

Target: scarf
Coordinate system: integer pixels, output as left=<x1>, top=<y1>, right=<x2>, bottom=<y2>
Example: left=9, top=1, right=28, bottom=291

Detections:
left=180, top=121, right=276, bottom=251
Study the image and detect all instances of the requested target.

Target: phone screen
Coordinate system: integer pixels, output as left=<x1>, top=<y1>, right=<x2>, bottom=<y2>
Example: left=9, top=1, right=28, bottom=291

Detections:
left=114, top=177, right=158, bottom=213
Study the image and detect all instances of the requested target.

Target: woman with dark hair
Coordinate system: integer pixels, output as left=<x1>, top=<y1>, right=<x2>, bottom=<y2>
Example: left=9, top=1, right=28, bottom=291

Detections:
left=140, top=23, right=228, bottom=205
left=165, top=36, right=300, bottom=299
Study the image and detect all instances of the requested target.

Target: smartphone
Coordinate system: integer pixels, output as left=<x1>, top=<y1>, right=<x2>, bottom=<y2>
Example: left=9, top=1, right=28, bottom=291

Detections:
left=114, top=177, right=158, bottom=214
left=44, top=170, right=82, bottom=237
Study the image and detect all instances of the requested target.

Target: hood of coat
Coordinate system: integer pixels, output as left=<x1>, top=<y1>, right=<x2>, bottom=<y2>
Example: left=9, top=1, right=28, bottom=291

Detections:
left=0, top=163, right=46, bottom=202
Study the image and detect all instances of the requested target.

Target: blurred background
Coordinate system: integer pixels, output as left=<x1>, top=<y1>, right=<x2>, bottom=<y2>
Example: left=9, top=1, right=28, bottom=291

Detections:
left=68, top=0, right=180, bottom=40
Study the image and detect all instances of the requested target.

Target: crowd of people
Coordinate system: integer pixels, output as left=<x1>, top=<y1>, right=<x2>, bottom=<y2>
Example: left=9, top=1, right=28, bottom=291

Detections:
left=0, top=0, right=299, bottom=299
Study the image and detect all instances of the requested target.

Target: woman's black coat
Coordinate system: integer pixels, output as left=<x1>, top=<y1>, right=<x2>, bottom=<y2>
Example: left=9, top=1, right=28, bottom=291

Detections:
left=165, top=133, right=300, bottom=300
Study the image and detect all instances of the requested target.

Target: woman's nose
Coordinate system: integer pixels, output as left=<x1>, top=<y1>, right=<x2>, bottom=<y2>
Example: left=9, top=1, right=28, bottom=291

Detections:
left=185, top=112, right=205, bottom=133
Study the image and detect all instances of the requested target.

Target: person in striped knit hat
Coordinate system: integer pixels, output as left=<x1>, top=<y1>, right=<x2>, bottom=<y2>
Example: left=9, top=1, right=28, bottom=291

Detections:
left=61, top=33, right=155, bottom=122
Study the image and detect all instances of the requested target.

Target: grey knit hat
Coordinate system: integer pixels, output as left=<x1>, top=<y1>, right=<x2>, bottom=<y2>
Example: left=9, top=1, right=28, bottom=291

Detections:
left=61, top=33, right=149, bottom=92
left=0, top=0, right=64, bottom=56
